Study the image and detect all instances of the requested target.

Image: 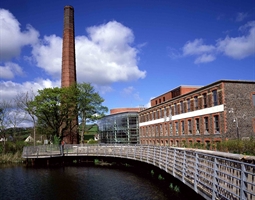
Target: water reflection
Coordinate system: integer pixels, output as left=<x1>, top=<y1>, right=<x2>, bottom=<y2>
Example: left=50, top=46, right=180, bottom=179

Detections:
left=0, top=165, right=193, bottom=200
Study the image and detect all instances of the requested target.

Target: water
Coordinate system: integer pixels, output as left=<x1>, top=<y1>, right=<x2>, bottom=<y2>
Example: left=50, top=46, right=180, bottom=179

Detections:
left=0, top=165, right=198, bottom=200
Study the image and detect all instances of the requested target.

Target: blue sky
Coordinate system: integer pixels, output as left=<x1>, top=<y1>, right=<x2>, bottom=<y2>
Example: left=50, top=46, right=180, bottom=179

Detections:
left=0, top=0, right=255, bottom=112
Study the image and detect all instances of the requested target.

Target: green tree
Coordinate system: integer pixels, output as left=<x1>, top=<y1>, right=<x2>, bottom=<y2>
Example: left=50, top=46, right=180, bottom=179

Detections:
left=29, top=86, right=78, bottom=141
left=77, top=83, right=108, bottom=144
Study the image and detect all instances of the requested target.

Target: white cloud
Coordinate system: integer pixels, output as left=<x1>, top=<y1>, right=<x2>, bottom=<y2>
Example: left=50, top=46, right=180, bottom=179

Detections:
left=178, top=21, right=255, bottom=64
left=0, top=62, right=24, bottom=79
left=217, top=21, right=255, bottom=59
left=167, top=47, right=182, bottom=59
left=121, top=86, right=142, bottom=102
left=76, top=21, right=146, bottom=85
left=144, top=98, right=153, bottom=108
left=30, top=21, right=146, bottom=85
left=0, top=9, right=39, bottom=61
left=31, top=35, right=62, bottom=78
left=183, top=39, right=215, bottom=56
left=236, top=12, right=248, bottom=22
left=194, top=54, right=216, bottom=64
left=122, top=86, right=135, bottom=95
left=0, top=79, right=60, bottom=103
left=145, top=101, right=151, bottom=108
left=182, top=39, right=216, bottom=64
left=93, top=85, right=113, bottom=95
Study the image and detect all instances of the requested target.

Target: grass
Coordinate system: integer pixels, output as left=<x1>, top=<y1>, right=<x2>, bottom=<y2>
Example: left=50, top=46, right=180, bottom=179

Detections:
left=0, top=151, right=24, bottom=163
left=182, top=137, right=255, bottom=156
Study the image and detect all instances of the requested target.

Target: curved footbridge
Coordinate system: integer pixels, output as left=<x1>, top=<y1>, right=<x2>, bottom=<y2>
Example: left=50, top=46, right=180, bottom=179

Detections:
left=23, top=144, right=255, bottom=200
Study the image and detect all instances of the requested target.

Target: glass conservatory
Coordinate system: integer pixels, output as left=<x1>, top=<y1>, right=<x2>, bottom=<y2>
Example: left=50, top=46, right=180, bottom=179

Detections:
left=98, top=112, right=139, bottom=144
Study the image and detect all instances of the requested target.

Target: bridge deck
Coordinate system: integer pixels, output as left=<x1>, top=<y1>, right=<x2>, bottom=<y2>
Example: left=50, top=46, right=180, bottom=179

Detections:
left=23, top=144, right=255, bottom=200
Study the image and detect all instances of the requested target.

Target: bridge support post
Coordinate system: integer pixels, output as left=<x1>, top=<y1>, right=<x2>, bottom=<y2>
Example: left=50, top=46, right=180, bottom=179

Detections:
left=212, top=157, right=218, bottom=200
left=173, top=149, right=176, bottom=177
left=165, top=147, right=169, bottom=173
left=194, top=153, right=198, bottom=193
left=182, top=150, right=186, bottom=183
left=240, top=163, right=247, bottom=200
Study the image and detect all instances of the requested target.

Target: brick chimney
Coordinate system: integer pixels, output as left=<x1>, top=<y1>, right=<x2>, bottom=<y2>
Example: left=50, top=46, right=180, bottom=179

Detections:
left=61, top=5, right=78, bottom=144
left=61, top=5, right=77, bottom=87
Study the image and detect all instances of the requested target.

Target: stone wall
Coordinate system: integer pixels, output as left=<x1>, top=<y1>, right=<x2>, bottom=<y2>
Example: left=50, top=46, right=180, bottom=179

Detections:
left=224, top=82, right=255, bottom=139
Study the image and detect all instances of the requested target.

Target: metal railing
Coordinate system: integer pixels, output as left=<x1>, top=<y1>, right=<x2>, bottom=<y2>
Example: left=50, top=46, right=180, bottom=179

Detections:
left=22, top=144, right=255, bottom=200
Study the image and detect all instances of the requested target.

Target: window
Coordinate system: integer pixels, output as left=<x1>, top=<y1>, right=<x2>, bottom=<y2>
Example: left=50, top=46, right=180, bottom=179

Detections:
left=194, top=96, right=198, bottom=110
left=187, top=99, right=190, bottom=112
left=175, top=122, right=179, bottom=135
left=163, top=97, right=165, bottom=102
left=204, top=117, right=209, bottom=133
left=159, top=99, right=161, bottom=103
left=181, top=121, right=185, bottom=134
left=214, top=115, right=219, bottom=133
left=155, top=110, right=158, bottom=119
left=169, top=107, right=172, bottom=119
left=188, top=120, right=192, bottom=134
left=164, top=107, right=167, bottom=119
left=213, top=90, right=218, bottom=106
left=253, top=94, right=255, bottom=106
left=174, top=103, right=178, bottom=115
left=195, top=118, right=200, bottom=134
left=151, top=112, right=154, bottom=120
left=180, top=101, right=184, bottom=113
left=165, top=123, right=168, bottom=136
left=160, top=124, right=163, bottom=136
left=156, top=125, right=158, bottom=136
left=159, top=109, right=162, bottom=118
left=169, top=123, right=173, bottom=136
left=203, top=93, right=207, bottom=108
left=156, top=100, right=157, bottom=105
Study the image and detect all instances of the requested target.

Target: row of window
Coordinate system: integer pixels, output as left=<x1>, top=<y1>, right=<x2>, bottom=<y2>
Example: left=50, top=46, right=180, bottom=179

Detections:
left=140, top=139, right=220, bottom=147
left=140, top=90, right=220, bottom=123
left=140, top=115, right=220, bottom=137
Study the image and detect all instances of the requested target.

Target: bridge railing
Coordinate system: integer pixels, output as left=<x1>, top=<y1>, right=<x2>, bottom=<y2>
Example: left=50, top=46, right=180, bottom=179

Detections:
left=22, top=144, right=255, bottom=200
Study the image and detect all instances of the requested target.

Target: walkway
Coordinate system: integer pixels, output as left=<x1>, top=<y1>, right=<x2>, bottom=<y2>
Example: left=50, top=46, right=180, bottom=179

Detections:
left=22, top=144, right=255, bottom=200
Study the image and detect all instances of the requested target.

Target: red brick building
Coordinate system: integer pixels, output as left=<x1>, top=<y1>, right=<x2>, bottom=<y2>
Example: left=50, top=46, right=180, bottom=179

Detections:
left=139, top=80, right=255, bottom=147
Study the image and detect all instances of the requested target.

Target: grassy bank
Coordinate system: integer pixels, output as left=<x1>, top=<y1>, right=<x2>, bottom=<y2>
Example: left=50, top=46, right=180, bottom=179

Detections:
left=0, top=141, right=28, bottom=164
left=0, top=151, right=24, bottom=163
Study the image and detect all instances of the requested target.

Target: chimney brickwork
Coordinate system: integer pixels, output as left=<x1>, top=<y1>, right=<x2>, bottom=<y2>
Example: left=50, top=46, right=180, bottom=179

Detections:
left=61, top=5, right=78, bottom=144
left=62, top=5, right=77, bottom=87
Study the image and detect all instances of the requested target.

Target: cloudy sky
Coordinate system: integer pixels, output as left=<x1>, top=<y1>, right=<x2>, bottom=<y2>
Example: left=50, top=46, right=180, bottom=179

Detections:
left=0, top=0, right=255, bottom=112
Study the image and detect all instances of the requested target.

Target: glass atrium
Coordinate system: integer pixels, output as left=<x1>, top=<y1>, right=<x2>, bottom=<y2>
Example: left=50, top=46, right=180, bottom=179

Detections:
left=98, top=112, right=139, bottom=144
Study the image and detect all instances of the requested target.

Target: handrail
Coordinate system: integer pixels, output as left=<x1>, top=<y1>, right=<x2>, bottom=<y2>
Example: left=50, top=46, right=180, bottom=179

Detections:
left=22, top=144, right=255, bottom=200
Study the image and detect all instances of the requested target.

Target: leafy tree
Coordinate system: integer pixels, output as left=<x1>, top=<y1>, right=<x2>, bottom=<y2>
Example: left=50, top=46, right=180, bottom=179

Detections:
left=29, top=86, right=78, bottom=142
left=77, top=83, right=108, bottom=144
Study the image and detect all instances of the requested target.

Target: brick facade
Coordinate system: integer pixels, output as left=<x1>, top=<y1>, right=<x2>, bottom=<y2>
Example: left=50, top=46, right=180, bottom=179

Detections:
left=110, top=108, right=142, bottom=115
left=139, top=80, right=255, bottom=147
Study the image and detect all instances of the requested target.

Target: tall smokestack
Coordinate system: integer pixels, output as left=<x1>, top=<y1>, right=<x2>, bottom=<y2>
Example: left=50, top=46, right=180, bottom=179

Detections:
left=61, top=5, right=78, bottom=144
left=62, top=5, right=76, bottom=87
